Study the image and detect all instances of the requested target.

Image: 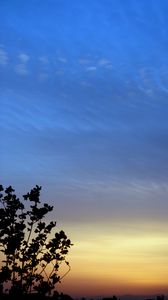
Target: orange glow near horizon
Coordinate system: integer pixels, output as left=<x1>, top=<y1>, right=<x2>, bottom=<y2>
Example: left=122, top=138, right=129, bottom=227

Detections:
left=0, top=220, right=168, bottom=298
left=56, top=221, right=168, bottom=297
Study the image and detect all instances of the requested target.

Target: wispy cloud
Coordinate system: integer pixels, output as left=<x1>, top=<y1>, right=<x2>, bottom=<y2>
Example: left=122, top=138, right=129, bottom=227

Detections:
left=38, top=56, right=49, bottom=64
left=0, top=48, right=8, bottom=65
left=15, top=64, right=28, bottom=75
left=78, top=58, right=91, bottom=65
left=38, top=72, right=49, bottom=81
left=57, top=57, right=67, bottom=63
left=18, top=53, right=30, bottom=63
left=55, top=69, right=64, bottom=75
left=80, top=81, right=92, bottom=87
left=98, top=58, right=111, bottom=66
left=15, top=53, right=29, bottom=75
left=86, top=66, right=97, bottom=71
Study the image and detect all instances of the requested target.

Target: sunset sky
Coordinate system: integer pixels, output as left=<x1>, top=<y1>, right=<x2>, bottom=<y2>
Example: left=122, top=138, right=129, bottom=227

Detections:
left=1, top=0, right=168, bottom=297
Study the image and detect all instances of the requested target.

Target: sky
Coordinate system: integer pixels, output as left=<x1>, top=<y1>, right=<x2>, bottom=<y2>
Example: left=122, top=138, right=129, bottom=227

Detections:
left=1, top=0, right=168, bottom=297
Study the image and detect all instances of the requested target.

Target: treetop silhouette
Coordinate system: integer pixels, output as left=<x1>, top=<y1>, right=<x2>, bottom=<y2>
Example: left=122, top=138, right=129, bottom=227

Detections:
left=0, top=184, right=73, bottom=297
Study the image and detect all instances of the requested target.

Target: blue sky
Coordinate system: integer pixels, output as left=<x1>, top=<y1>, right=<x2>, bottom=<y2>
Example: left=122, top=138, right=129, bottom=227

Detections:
left=2, top=1, right=168, bottom=296
left=1, top=0, right=168, bottom=225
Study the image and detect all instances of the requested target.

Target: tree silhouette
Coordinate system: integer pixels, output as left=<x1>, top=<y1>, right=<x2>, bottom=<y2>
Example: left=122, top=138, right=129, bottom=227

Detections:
left=0, top=184, right=73, bottom=297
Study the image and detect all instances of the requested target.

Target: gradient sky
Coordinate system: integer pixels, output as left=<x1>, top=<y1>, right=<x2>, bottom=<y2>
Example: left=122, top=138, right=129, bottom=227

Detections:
left=1, top=0, right=168, bottom=297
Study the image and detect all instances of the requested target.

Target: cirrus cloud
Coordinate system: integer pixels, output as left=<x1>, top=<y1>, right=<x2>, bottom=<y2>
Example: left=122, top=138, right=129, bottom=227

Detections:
left=0, top=48, right=8, bottom=65
left=18, top=53, right=30, bottom=63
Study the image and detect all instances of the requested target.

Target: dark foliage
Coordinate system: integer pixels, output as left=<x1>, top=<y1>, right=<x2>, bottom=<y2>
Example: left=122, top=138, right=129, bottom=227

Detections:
left=0, top=184, right=73, bottom=297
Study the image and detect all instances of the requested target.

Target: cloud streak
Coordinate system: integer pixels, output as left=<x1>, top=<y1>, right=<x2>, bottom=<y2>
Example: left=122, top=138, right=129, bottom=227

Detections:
left=0, top=48, right=8, bottom=65
left=18, top=53, right=30, bottom=63
left=15, top=63, right=29, bottom=75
